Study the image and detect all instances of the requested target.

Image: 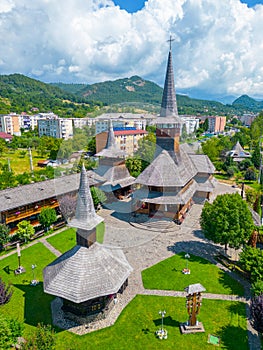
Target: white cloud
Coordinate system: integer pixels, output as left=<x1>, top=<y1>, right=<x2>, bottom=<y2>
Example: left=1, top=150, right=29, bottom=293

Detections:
left=0, top=0, right=263, bottom=98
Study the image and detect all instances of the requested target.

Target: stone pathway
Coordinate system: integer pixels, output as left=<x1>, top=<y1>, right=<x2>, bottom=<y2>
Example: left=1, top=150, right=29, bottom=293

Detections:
left=39, top=238, right=62, bottom=257
left=0, top=183, right=260, bottom=349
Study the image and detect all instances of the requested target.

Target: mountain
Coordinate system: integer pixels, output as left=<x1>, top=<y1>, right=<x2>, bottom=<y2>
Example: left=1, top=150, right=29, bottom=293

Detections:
left=1, top=74, right=262, bottom=117
left=0, top=74, right=99, bottom=116
left=54, top=76, right=248, bottom=115
left=54, top=76, right=163, bottom=105
left=53, top=76, right=240, bottom=115
left=232, top=94, right=263, bottom=111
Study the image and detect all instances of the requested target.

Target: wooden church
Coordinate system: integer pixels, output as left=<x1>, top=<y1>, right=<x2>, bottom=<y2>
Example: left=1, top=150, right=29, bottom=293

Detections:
left=133, top=40, right=216, bottom=223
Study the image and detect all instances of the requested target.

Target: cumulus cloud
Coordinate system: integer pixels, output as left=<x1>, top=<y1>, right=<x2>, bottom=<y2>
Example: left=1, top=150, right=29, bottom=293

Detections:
left=0, top=0, right=263, bottom=98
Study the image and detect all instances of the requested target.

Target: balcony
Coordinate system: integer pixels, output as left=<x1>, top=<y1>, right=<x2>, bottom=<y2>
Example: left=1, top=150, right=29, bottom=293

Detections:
left=5, top=200, right=59, bottom=224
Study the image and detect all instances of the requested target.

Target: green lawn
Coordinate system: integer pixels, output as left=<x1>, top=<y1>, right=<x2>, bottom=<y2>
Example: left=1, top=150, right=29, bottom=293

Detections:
left=46, top=228, right=76, bottom=253
left=46, top=223, right=105, bottom=254
left=0, top=243, right=56, bottom=337
left=96, top=221, right=105, bottom=244
left=55, top=295, right=248, bottom=350
left=142, top=253, right=244, bottom=296
left=0, top=245, right=249, bottom=349
left=0, top=149, right=40, bottom=174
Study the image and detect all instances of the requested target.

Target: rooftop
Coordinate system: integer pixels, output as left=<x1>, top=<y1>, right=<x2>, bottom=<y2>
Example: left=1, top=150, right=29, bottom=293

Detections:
left=0, top=171, right=104, bottom=212
left=43, top=243, right=133, bottom=303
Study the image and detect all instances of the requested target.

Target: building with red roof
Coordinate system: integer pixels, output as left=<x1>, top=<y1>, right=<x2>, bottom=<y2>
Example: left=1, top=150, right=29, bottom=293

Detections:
left=96, top=127, right=147, bottom=156
left=0, top=132, right=13, bottom=142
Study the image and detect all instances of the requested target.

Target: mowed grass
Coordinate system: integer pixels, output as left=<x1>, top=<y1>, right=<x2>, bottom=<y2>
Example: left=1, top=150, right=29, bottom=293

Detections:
left=142, top=252, right=244, bottom=296
left=46, top=222, right=105, bottom=254
left=0, top=244, right=248, bottom=349
left=55, top=295, right=248, bottom=350
left=0, top=149, right=40, bottom=174
left=46, top=228, right=76, bottom=253
left=0, top=243, right=56, bottom=337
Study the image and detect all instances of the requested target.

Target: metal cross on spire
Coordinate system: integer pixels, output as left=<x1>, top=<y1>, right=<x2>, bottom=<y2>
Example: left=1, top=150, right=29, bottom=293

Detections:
left=167, top=35, right=175, bottom=50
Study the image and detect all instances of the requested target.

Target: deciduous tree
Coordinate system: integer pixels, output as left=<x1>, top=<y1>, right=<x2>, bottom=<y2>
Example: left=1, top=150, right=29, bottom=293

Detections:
left=200, top=193, right=254, bottom=251
left=0, top=316, right=23, bottom=349
left=16, top=220, right=35, bottom=242
left=22, top=323, right=55, bottom=350
left=239, top=246, right=263, bottom=282
left=0, top=224, right=10, bottom=250
left=39, top=207, right=57, bottom=231
left=125, top=157, right=142, bottom=177
left=90, top=186, right=106, bottom=209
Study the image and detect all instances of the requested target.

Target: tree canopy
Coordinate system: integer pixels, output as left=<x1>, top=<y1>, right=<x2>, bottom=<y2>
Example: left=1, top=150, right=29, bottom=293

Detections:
left=0, top=315, right=23, bottom=349
left=200, top=193, right=254, bottom=251
left=16, top=220, right=35, bottom=242
left=39, top=207, right=57, bottom=231
left=0, top=224, right=10, bottom=250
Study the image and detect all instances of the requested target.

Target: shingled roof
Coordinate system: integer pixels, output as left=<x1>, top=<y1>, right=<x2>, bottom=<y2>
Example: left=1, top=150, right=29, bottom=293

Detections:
left=96, top=120, right=125, bottom=158
left=228, top=141, right=251, bottom=159
left=160, top=46, right=178, bottom=118
left=43, top=243, right=133, bottom=303
left=68, top=165, right=103, bottom=231
left=135, top=147, right=196, bottom=187
left=0, top=171, right=104, bottom=212
left=134, top=180, right=198, bottom=205
left=97, top=164, right=134, bottom=191
left=189, top=154, right=215, bottom=174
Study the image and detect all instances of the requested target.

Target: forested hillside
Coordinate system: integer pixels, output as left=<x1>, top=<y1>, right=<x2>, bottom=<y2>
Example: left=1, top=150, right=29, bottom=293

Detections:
left=0, top=74, right=101, bottom=117
left=0, top=73, right=262, bottom=117
left=54, top=75, right=259, bottom=115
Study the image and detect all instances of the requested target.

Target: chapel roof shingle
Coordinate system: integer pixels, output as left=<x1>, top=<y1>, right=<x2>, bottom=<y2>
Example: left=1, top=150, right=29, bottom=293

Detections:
left=96, top=121, right=125, bottom=158
left=43, top=243, right=133, bottom=303
left=0, top=171, right=104, bottom=212
left=68, top=165, right=104, bottom=231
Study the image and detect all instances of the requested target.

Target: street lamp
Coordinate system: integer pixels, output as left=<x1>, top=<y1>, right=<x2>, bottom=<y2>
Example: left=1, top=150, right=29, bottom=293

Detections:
left=185, top=253, right=190, bottom=271
left=31, top=264, right=39, bottom=286
left=159, top=310, right=166, bottom=332
left=15, top=243, right=25, bottom=275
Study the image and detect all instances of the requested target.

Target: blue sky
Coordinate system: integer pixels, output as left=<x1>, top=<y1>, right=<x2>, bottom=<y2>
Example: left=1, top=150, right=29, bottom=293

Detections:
left=1, top=0, right=263, bottom=99
left=113, top=0, right=263, bottom=13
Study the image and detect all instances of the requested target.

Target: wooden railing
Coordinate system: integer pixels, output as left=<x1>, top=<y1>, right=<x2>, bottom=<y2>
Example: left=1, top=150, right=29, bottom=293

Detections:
left=5, top=202, right=59, bottom=224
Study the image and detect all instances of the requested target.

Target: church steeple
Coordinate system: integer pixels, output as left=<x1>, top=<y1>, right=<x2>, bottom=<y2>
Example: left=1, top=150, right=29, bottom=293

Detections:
left=160, top=36, right=178, bottom=118
left=96, top=120, right=125, bottom=159
left=106, top=120, right=115, bottom=149
left=156, top=36, right=182, bottom=156
left=68, top=164, right=103, bottom=247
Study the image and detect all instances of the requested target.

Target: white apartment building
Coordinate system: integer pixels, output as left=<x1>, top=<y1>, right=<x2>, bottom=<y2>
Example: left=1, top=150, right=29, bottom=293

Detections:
left=94, top=113, right=155, bottom=134
left=38, top=115, right=73, bottom=139
left=72, top=117, right=96, bottom=129
left=0, top=113, right=22, bottom=135
left=180, top=115, right=200, bottom=134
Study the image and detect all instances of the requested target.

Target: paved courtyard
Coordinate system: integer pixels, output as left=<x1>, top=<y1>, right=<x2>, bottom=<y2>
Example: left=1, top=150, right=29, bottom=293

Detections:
left=51, top=182, right=260, bottom=349
left=2, top=181, right=259, bottom=348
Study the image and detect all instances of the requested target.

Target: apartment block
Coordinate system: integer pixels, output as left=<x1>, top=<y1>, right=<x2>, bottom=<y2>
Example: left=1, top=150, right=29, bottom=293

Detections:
left=207, top=116, right=226, bottom=133
left=38, top=114, right=73, bottom=139
left=94, top=113, right=155, bottom=134
left=0, top=113, right=22, bottom=135
left=96, top=127, right=148, bottom=156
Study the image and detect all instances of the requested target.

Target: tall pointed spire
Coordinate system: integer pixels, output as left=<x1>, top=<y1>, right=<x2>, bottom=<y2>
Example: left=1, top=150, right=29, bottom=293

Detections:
left=105, top=120, right=116, bottom=149
left=68, top=164, right=103, bottom=232
left=95, top=120, right=125, bottom=158
left=160, top=36, right=178, bottom=118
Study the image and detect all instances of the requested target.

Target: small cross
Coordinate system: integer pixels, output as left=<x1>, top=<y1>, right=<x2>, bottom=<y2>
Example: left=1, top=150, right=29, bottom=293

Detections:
left=167, top=35, right=175, bottom=50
